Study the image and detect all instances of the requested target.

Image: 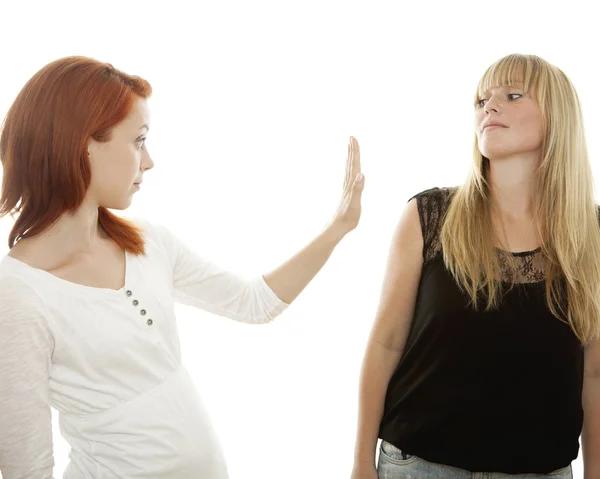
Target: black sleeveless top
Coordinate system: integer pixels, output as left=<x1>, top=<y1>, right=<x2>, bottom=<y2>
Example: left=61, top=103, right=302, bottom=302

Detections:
left=378, top=187, right=584, bottom=474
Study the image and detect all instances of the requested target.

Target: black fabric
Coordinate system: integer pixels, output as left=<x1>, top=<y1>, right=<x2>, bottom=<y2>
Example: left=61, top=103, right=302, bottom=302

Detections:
left=378, top=186, right=584, bottom=474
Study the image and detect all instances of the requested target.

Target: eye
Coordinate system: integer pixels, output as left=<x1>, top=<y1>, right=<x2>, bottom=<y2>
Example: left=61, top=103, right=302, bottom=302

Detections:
left=476, top=93, right=522, bottom=108
left=136, top=137, right=147, bottom=149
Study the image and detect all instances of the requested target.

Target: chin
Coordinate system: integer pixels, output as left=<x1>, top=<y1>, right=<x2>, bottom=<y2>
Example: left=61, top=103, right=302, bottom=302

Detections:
left=481, top=145, right=515, bottom=160
left=103, top=198, right=133, bottom=211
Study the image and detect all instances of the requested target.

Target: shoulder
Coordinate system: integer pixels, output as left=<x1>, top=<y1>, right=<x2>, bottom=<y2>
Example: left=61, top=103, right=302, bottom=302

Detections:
left=127, top=216, right=169, bottom=246
left=125, top=216, right=183, bottom=261
left=407, top=186, right=458, bottom=226
left=5, top=235, right=50, bottom=269
left=408, top=185, right=458, bottom=206
left=0, top=270, right=50, bottom=334
left=406, top=186, right=459, bottom=260
left=0, top=268, right=47, bottom=308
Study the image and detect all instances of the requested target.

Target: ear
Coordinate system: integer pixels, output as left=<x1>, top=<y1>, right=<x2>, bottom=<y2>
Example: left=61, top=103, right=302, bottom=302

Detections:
left=86, top=137, right=100, bottom=158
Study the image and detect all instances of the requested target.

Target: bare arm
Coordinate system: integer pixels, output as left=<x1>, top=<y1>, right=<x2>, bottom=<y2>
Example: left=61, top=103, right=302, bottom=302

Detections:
left=352, top=198, right=424, bottom=474
left=262, top=222, right=349, bottom=304
left=583, top=338, right=600, bottom=479
left=263, top=137, right=364, bottom=304
left=155, top=137, right=364, bottom=322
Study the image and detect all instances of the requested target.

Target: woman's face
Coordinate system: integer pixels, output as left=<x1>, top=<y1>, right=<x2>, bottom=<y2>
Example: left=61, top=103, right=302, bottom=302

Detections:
left=87, top=97, right=154, bottom=210
left=474, top=84, right=544, bottom=163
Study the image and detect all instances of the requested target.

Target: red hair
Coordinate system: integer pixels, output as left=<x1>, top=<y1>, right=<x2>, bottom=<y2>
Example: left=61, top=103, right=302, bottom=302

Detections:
left=0, top=56, right=152, bottom=254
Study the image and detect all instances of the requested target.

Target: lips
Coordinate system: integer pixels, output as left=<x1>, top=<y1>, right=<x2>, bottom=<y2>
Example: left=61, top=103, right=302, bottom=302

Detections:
left=482, top=122, right=507, bottom=131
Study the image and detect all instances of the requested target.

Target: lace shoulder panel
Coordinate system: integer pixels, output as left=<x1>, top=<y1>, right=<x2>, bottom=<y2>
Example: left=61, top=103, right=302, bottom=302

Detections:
left=407, top=187, right=557, bottom=284
left=408, top=186, right=457, bottom=262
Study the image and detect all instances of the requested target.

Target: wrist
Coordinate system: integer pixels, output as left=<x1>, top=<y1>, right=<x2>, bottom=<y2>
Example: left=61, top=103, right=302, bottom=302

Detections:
left=324, top=219, right=349, bottom=243
left=353, top=451, right=376, bottom=468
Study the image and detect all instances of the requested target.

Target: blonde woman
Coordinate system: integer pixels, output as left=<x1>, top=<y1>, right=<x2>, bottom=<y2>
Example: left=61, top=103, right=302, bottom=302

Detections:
left=351, top=54, right=600, bottom=479
left=0, top=56, right=364, bottom=478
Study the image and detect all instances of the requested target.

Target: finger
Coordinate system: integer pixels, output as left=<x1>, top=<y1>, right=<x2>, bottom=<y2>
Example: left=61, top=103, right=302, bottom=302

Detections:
left=343, top=141, right=353, bottom=195
left=351, top=136, right=361, bottom=176
left=344, top=142, right=351, bottom=191
left=348, top=137, right=355, bottom=187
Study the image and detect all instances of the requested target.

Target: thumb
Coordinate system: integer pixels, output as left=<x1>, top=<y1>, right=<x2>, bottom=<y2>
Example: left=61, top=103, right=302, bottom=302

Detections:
left=354, top=173, right=364, bottom=189
left=351, top=173, right=365, bottom=200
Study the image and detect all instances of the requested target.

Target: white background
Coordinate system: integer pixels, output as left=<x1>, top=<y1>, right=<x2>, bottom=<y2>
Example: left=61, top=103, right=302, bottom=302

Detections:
left=1, top=1, right=599, bottom=478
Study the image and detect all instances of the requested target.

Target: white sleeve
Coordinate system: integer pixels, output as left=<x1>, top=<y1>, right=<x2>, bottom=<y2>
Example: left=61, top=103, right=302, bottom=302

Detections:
left=148, top=221, right=290, bottom=324
left=0, top=278, right=55, bottom=478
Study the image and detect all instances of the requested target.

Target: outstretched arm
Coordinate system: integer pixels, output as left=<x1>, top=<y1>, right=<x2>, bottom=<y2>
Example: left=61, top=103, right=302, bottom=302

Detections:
left=149, top=137, right=364, bottom=324
left=263, top=137, right=364, bottom=303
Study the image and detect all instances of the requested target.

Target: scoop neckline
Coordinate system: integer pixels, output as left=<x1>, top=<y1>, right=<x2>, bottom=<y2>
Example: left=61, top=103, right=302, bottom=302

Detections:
left=495, top=246, right=542, bottom=257
left=1, top=249, right=133, bottom=298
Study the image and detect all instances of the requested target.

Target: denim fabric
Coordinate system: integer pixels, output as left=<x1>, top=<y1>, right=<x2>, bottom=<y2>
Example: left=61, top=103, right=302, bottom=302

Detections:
left=377, top=441, right=573, bottom=479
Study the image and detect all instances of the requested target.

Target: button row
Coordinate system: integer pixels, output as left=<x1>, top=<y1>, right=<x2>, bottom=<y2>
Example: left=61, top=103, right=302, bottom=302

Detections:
left=125, top=290, right=153, bottom=326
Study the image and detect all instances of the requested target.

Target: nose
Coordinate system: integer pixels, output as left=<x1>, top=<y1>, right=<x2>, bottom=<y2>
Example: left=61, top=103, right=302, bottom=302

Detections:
left=484, top=95, right=500, bottom=114
left=143, top=146, right=155, bottom=170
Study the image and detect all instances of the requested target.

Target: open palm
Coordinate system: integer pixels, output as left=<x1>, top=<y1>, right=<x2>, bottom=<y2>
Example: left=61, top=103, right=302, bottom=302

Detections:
left=331, top=136, right=364, bottom=233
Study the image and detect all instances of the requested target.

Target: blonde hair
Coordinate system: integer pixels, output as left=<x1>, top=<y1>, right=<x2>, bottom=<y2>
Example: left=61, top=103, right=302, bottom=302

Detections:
left=441, top=53, right=600, bottom=345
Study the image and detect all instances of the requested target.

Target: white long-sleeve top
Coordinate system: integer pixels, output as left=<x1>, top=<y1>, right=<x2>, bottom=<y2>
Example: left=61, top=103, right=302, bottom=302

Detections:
left=0, top=218, right=289, bottom=479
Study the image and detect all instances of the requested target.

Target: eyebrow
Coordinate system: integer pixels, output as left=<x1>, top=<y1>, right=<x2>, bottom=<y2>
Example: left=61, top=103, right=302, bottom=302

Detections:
left=481, top=85, right=524, bottom=96
left=140, top=124, right=150, bottom=131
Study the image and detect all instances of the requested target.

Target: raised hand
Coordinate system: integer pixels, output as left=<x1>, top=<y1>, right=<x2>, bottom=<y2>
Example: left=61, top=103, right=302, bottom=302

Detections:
left=330, top=136, right=365, bottom=235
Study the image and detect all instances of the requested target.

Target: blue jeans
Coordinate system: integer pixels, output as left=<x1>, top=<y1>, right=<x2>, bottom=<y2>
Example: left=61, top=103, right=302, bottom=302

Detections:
left=377, top=441, right=573, bottom=478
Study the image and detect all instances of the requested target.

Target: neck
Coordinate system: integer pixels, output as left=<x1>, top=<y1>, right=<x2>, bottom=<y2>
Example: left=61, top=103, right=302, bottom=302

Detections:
left=486, top=154, right=539, bottom=221
left=35, top=199, right=107, bottom=256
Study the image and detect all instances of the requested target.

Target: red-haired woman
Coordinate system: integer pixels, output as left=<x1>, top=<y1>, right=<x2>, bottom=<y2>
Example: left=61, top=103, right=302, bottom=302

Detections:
left=0, top=56, right=365, bottom=479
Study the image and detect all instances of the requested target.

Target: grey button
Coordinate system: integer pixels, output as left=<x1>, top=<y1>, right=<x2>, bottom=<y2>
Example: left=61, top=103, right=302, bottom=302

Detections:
left=147, top=318, right=153, bottom=326
left=132, top=300, right=139, bottom=306
left=140, top=309, right=147, bottom=316
left=126, top=290, right=133, bottom=297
